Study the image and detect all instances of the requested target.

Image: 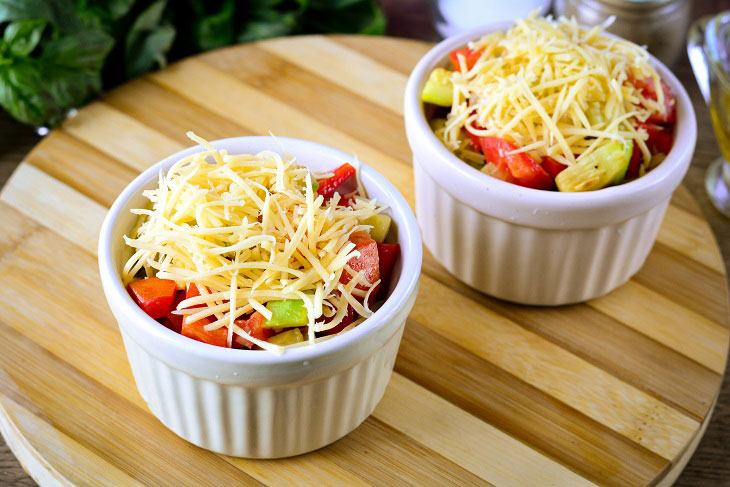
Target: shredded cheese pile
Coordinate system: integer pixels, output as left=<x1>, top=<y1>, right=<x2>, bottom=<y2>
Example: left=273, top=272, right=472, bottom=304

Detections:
left=122, top=133, right=385, bottom=352
left=439, top=13, right=668, bottom=170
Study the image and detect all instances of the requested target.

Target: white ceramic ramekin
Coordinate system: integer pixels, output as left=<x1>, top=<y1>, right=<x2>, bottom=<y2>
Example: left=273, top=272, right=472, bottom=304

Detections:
left=98, top=137, right=421, bottom=458
left=405, top=23, right=697, bottom=306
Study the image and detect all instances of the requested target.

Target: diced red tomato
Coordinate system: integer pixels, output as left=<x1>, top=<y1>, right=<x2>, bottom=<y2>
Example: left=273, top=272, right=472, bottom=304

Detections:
left=631, top=77, right=677, bottom=124
left=127, top=277, right=178, bottom=319
left=233, top=312, right=274, bottom=349
left=541, top=157, right=567, bottom=180
left=181, top=315, right=229, bottom=348
left=449, top=47, right=482, bottom=72
left=320, top=306, right=355, bottom=336
left=375, top=243, right=400, bottom=300
left=638, top=122, right=673, bottom=154
left=480, top=137, right=553, bottom=190
left=627, top=141, right=642, bottom=180
left=341, top=231, right=380, bottom=287
left=317, top=163, right=356, bottom=200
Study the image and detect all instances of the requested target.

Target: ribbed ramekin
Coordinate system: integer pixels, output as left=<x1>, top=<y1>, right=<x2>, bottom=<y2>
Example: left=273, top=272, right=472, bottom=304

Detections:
left=404, top=23, right=697, bottom=306
left=98, top=137, right=421, bottom=458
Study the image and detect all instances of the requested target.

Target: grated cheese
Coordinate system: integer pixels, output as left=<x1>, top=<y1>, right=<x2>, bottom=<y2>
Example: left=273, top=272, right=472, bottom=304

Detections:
left=123, top=133, right=385, bottom=352
left=438, top=13, right=669, bottom=169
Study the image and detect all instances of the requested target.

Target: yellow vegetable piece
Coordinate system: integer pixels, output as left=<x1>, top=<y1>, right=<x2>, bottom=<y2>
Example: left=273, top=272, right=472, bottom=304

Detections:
left=361, top=214, right=392, bottom=243
left=268, top=328, right=305, bottom=346
left=421, top=68, right=453, bottom=106
left=555, top=140, right=632, bottom=192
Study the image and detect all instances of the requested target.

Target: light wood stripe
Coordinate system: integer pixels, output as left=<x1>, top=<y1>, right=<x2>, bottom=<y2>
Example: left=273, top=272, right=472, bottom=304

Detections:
left=375, top=373, right=596, bottom=486
left=589, top=280, right=728, bottom=374
left=24, top=131, right=137, bottom=207
left=637, top=244, right=729, bottom=327
left=421, top=248, right=722, bottom=420
left=411, top=275, right=698, bottom=460
left=333, top=36, right=432, bottom=75
left=396, top=321, right=669, bottom=486
left=0, top=164, right=104, bottom=256
left=671, top=184, right=704, bottom=217
left=0, top=393, right=144, bottom=487
left=657, top=204, right=726, bottom=273
left=325, top=417, right=492, bottom=486
left=198, top=46, right=409, bottom=164
left=62, top=102, right=183, bottom=172
left=148, top=59, right=416, bottom=205
left=259, top=36, right=408, bottom=115
left=103, top=77, right=257, bottom=147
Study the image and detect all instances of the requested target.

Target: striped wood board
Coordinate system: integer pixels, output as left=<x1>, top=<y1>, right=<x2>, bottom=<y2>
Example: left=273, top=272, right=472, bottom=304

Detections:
left=0, top=36, right=727, bottom=487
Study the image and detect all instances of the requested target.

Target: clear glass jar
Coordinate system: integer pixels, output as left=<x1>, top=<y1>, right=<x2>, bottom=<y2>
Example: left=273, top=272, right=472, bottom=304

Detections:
left=554, top=0, right=691, bottom=66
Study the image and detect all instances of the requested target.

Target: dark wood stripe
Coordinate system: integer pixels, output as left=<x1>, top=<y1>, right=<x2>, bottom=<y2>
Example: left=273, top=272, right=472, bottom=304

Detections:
left=0, top=321, right=264, bottom=487
left=636, top=243, right=729, bottom=327
left=395, top=319, right=669, bottom=487
left=325, top=416, right=493, bottom=486
left=102, top=78, right=256, bottom=147
left=25, top=131, right=137, bottom=208
left=332, top=35, right=432, bottom=75
left=196, top=45, right=412, bottom=166
left=421, top=251, right=722, bottom=420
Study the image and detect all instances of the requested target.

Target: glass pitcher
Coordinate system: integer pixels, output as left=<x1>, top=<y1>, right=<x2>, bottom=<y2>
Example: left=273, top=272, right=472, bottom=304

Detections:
left=688, top=11, right=730, bottom=216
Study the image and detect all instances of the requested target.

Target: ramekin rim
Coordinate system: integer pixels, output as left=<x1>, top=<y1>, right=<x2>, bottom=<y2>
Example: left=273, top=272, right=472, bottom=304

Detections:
left=98, top=136, right=422, bottom=366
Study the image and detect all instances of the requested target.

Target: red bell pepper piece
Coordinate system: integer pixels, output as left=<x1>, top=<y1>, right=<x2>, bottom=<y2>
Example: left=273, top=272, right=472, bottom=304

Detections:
left=320, top=306, right=355, bottom=336
left=127, top=277, right=178, bottom=319
left=631, top=77, right=676, bottom=124
left=317, top=163, right=356, bottom=200
left=163, top=291, right=185, bottom=333
left=480, top=137, right=554, bottom=190
left=233, top=312, right=274, bottom=349
left=540, top=157, right=567, bottom=180
left=626, top=142, right=642, bottom=180
left=181, top=315, right=229, bottom=348
left=449, top=47, right=482, bottom=72
left=375, top=242, right=400, bottom=299
left=340, top=231, right=380, bottom=287
left=638, top=122, right=673, bottom=155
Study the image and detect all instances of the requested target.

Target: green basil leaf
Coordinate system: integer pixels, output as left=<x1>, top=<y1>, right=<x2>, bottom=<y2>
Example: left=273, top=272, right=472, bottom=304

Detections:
left=0, top=61, right=45, bottom=125
left=3, top=19, right=46, bottom=57
left=0, top=26, right=112, bottom=127
left=0, top=0, right=80, bottom=32
left=301, top=0, right=385, bottom=35
left=193, top=0, right=234, bottom=51
left=124, top=0, right=175, bottom=79
left=43, top=28, right=113, bottom=71
left=237, top=10, right=297, bottom=43
left=125, top=23, right=174, bottom=78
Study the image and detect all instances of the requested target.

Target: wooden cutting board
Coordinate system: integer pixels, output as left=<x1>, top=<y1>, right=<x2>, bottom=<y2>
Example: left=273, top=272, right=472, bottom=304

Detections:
left=0, top=35, right=727, bottom=487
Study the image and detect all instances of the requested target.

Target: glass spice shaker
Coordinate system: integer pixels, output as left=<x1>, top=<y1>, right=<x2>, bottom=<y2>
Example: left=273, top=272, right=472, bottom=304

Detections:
left=554, top=0, right=691, bottom=66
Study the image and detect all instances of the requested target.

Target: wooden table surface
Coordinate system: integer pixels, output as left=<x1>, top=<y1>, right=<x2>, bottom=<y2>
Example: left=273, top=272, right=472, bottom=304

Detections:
left=1, top=3, right=729, bottom=486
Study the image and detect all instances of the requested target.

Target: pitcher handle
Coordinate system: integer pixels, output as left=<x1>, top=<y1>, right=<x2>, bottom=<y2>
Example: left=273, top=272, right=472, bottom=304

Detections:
left=687, top=15, right=713, bottom=105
